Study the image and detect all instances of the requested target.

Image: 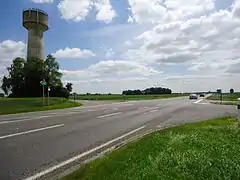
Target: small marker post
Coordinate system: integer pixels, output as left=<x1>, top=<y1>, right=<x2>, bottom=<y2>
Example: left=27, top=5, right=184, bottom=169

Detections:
left=237, top=98, right=240, bottom=127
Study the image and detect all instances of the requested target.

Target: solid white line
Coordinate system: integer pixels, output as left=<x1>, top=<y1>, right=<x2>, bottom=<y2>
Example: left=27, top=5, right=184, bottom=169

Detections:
left=97, top=112, right=122, bottom=119
left=194, top=99, right=203, bottom=104
left=0, top=124, right=64, bottom=140
left=24, top=125, right=145, bottom=180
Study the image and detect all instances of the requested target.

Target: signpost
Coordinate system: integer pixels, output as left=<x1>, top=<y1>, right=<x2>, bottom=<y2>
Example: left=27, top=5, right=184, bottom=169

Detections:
left=123, top=94, right=126, bottom=102
left=217, top=89, right=222, bottom=104
left=40, top=79, right=47, bottom=106
left=48, top=87, right=50, bottom=106
left=73, top=92, right=76, bottom=102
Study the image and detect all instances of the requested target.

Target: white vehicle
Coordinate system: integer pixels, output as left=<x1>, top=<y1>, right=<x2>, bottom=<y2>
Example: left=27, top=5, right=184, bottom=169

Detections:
left=189, top=94, right=198, bottom=100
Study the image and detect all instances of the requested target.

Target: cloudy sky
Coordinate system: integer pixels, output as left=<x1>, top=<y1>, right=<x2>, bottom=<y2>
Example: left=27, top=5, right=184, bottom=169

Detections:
left=1, top=0, right=240, bottom=93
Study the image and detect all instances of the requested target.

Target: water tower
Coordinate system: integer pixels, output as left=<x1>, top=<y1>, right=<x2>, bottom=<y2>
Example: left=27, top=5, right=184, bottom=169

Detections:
left=23, top=8, right=49, bottom=60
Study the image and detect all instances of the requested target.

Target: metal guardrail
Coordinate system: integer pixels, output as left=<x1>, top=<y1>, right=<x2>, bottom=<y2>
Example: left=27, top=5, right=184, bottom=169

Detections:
left=23, top=8, right=48, bottom=16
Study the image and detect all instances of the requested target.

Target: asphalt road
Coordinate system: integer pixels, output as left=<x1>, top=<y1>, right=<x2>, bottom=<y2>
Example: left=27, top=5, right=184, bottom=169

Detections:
left=0, top=97, right=237, bottom=180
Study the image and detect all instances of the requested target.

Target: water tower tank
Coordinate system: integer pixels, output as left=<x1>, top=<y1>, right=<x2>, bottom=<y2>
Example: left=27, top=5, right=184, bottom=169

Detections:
left=23, top=8, right=49, bottom=60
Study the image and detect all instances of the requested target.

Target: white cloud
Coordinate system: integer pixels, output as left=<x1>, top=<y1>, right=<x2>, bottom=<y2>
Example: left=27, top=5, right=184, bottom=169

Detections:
left=57, top=0, right=116, bottom=22
left=31, top=0, right=54, bottom=3
left=233, top=0, right=240, bottom=18
left=95, top=0, right=116, bottom=23
left=58, top=0, right=92, bottom=21
left=0, top=40, right=26, bottom=74
left=64, top=72, right=240, bottom=94
left=125, top=9, right=240, bottom=67
left=128, top=0, right=215, bottom=24
left=60, top=60, right=163, bottom=84
left=29, top=0, right=240, bottom=93
left=52, top=47, right=95, bottom=59
left=88, top=60, right=162, bottom=77
left=105, top=48, right=114, bottom=58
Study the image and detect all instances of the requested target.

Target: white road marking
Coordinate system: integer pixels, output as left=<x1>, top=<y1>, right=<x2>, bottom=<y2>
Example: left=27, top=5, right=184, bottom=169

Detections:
left=156, top=125, right=164, bottom=128
left=97, top=112, right=122, bottom=119
left=0, top=124, right=64, bottom=140
left=37, top=115, right=50, bottom=119
left=0, top=118, right=31, bottom=124
left=198, top=102, right=210, bottom=105
left=65, top=112, right=82, bottom=115
left=0, top=115, right=57, bottom=124
left=138, top=107, right=148, bottom=110
left=24, top=125, right=146, bottom=180
left=113, top=108, right=119, bottom=110
left=194, top=99, right=203, bottom=104
left=150, top=109, right=158, bottom=113
left=124, top=103, right=134, bottom=106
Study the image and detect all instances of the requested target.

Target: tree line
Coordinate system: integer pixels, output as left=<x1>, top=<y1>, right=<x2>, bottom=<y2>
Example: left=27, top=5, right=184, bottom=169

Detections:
left=122, top=87, right=172, bottom=95
left=1, top=54, right=72, bottom=98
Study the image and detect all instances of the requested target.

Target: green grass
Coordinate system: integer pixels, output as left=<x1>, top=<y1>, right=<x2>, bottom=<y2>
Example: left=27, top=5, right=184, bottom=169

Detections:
left=207, top=93, right=240, bottom=101
left=0, top=97, right=82, bottom=115
left=211, top=101, right=237, bottom=106
left=62, top=116, right=240, bottom=180
left=71, top=94, right=188, bottom=101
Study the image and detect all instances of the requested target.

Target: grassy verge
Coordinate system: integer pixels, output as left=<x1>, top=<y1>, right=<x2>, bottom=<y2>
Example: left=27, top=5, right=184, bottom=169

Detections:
left=62, top=116, right=240, bottom=180
left=0, top=97, right=82, bottom=115
left=207, top=93, right=240, bottom=101
left=211, top=101, right=237, bottom=106
left=71, top=94, right=188, bottom=101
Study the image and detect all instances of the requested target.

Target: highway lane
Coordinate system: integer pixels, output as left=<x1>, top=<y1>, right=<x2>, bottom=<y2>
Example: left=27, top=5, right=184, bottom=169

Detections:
left=0, top=97, right=237, bottom=180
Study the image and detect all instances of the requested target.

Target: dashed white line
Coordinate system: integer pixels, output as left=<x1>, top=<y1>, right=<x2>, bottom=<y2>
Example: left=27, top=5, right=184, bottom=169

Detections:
left=125, top=104, right=134, bottom=106
left=97, top=112, right=122, bottom=119
left=37, top=115, right=50, bottom=119
left=138, top=107, right=148, bottom=110
left=0, top=118, right=31, bottom=124
left=24, top=125, right=145, bottom=180
left=150, top=109, right=158, bottom=113
left=0, top=124, right=64, bottom=140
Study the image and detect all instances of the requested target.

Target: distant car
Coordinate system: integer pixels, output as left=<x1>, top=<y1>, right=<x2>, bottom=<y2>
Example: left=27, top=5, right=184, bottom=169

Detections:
left=199, top=94, right=205, bottom=97
left=189, top=94, right=198, bottom=100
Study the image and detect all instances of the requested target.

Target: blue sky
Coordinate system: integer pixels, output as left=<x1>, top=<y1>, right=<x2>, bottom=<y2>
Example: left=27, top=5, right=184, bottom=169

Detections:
left=0, top=0, right=240, bottom=93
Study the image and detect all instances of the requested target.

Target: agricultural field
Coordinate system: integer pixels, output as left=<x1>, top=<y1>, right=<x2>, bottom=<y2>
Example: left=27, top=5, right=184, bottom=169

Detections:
left=207, top=93, right=240, bottom=101
left=71, top=93, right=188, bottom=101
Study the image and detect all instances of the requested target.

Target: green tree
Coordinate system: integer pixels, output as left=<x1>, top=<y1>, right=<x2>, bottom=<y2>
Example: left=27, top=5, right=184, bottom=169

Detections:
left=1, top=76, right=11, bottom=95
left=66, top=83, right=73, bottom=93
left=6, top=57, right=25, bottom=97
left=44, top=54, right=62, bottom=88
left=1, top=55, right=71, bottom=98
left=24, top=57, right=45, bottom=97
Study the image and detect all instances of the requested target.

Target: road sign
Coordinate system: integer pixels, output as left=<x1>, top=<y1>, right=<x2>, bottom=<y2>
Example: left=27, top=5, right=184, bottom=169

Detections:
left=217, top=89, right=222, bottom=94
left=40, top=80, right=47, bottom=86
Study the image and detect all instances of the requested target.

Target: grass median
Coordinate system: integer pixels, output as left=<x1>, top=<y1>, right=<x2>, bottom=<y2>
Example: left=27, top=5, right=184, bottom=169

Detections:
left=71, top=94, right=188, bottom=101
left=0, top=97, right=82, bottom=115
left=62, top=116, right=240, bottom=180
